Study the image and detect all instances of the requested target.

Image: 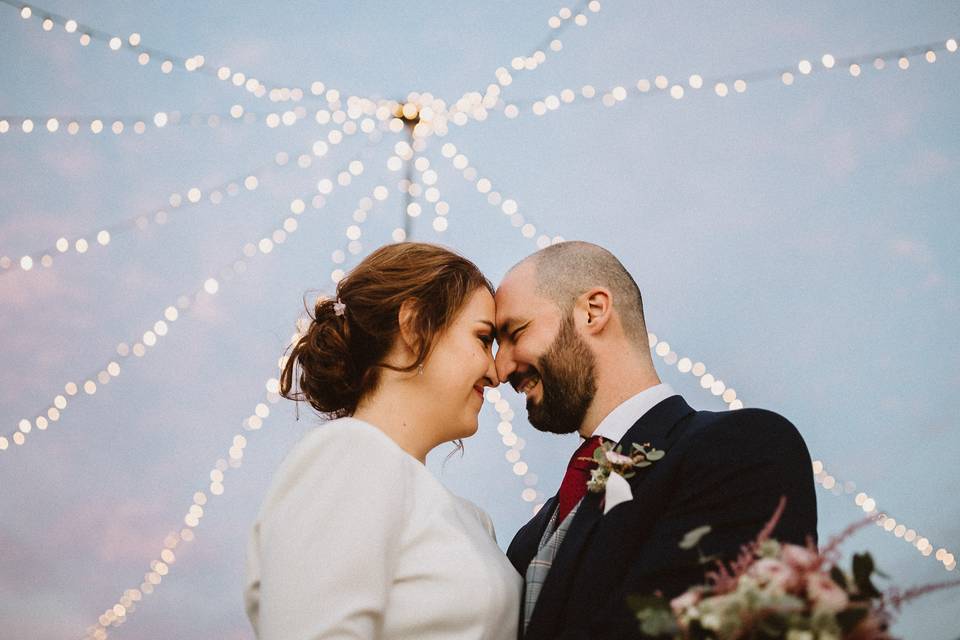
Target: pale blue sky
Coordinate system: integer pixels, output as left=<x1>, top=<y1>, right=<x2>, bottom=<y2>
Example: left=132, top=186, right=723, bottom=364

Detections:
left=1, top=2, right=958, bottom=638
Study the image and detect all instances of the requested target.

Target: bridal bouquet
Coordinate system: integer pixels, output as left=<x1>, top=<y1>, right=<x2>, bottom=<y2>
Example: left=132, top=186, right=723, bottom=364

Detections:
left=629, top=499, right=960, bottom=640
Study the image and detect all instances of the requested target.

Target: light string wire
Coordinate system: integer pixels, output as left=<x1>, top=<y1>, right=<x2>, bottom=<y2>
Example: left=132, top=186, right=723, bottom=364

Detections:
left=3, top=0, right=332, bottom=104
left=0, top=109, right=256, bottom=135
left=1, top=115, right=377, bottom=275
left=457, top=0, right=599, bottom=104
left=436, top=138, right=563, bottom=248
left=412, top=151, right=452, bottom=235
left=508, top=36, right=960, bottom=117
left=485, top=390, right=544, bottom=512
left=0, top=131, right=393, bottom=454
left=384, top=140, right=453, bottom=236
left=0, top=96, right=417, bottom=137
left=79, top=181, right=398, bottom=640
left=437, top=1, right=599, bottom=134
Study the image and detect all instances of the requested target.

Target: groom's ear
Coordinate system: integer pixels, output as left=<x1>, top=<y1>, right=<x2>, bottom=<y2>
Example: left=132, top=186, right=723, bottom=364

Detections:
left=577, top=287, right=612, bottom=335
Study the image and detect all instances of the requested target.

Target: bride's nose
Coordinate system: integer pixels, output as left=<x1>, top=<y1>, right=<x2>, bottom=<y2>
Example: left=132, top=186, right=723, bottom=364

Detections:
left=482, top=352, right=498, bottom=388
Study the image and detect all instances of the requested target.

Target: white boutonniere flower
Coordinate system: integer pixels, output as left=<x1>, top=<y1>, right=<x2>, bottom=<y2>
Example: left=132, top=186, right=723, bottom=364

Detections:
left=580, top=441, right=665, bottom=513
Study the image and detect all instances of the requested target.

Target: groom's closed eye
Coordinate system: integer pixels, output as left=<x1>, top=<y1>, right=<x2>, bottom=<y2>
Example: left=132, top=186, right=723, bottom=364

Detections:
left=496, top=320, right=520, bottom=344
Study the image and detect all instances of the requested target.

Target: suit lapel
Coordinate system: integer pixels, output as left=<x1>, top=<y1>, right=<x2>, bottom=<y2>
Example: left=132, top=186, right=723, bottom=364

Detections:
left=617, top=394, right=695, bottom=456
left=507, top=496, right=558, bottom=576
left=525, top=395, right=695, bottom=639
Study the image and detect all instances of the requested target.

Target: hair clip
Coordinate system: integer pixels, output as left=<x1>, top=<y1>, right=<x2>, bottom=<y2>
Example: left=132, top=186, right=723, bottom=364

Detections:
left=333, top=299, right=347, bottom=317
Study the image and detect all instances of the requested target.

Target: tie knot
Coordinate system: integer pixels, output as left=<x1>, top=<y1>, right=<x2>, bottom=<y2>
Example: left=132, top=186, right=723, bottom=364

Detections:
left=568, top=435, right=605, bottom=472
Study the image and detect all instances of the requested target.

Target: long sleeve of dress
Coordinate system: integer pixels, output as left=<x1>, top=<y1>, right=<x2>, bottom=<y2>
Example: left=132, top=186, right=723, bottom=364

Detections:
left=246, top=423, right=412, bottom=640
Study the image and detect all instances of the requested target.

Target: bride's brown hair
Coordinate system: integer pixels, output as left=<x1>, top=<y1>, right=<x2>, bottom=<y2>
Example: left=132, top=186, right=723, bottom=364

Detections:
left=280, top=242, right=493, bottom=418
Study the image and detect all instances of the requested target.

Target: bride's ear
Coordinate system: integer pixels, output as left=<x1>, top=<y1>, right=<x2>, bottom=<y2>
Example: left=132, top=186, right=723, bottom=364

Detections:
left=397, top=298, right=422, bottom=355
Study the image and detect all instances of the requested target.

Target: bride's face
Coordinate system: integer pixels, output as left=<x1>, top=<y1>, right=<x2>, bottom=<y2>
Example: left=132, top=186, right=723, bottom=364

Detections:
left=420, top=288, right=498, bottom=441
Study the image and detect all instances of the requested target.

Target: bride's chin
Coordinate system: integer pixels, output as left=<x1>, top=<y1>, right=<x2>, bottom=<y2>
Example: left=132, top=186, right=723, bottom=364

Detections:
left=458, top=418, right=480, bottom=440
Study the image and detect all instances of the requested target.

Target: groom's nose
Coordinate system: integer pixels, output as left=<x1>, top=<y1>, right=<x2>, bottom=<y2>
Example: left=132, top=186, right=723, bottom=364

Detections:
left=494, top=345, right=516, bottom=384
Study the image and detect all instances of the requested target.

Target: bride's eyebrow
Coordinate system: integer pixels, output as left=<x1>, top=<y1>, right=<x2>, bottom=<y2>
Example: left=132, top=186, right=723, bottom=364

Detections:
left=476, top=320, right=497, bottom=337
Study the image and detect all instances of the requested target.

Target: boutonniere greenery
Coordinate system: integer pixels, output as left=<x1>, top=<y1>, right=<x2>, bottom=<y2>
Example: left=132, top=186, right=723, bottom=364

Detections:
left=581, top=441, right=666, bottom=493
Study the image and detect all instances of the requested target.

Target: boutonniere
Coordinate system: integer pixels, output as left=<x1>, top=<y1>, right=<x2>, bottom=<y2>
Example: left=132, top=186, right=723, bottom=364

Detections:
left=580, top=441, right=665, bottom=514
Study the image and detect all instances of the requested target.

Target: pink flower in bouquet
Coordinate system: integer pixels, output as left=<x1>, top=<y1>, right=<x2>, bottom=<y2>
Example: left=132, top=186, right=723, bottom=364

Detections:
left=748, top=557, right=799, bottom=592
left=669, top=589, right=701, bottom=615
left=781, top=543, right=819, bottom=572
left=805, top=572, right=849, bottom=613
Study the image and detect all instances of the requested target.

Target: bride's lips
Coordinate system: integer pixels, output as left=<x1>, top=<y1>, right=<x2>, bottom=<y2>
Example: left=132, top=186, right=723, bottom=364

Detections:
left=473, top=385, right=484, bottom=398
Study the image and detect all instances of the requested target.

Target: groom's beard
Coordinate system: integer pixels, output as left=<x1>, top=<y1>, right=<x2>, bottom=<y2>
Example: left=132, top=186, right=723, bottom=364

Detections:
left=524, top=315, right=597, bottom=435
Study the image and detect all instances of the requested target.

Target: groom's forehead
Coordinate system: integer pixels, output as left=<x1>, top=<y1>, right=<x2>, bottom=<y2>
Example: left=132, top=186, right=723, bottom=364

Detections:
left=496, top=260, right=537, bottom=298
left=495, top=264, right=558, bottom=327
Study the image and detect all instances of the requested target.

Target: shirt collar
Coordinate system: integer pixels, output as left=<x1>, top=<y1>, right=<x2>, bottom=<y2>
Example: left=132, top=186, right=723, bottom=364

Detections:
left=591, top=383, right=676, bottom=443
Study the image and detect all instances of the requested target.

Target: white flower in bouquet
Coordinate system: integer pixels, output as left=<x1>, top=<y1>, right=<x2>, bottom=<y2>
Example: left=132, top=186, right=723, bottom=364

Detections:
left=605, top=450, right=634, bottom=465
left=586, top=467, right=607, bottom=492
left=669, top=589, right=701, bottom=615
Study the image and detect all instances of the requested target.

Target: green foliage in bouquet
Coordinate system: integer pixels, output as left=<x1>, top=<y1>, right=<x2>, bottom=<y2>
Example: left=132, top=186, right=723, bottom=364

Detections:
left=628, top=498, right=960, bottom=640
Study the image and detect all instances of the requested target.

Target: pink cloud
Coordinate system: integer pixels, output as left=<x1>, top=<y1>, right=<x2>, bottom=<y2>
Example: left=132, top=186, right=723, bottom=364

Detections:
left=48, top=498, right=165, bottom=564
left=890, top=237, right=933, bottom=264
left=898, top=149, right=952, bottom=186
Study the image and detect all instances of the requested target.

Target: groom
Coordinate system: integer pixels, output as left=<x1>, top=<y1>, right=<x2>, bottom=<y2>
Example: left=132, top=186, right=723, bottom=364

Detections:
left=495, top=242, right=817, bottom=639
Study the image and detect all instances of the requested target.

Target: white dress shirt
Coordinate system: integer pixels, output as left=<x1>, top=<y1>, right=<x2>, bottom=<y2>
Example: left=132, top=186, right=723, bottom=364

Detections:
left=245, top=417, right=521, bottom=640
left=592, top=383, right=676, bottom=443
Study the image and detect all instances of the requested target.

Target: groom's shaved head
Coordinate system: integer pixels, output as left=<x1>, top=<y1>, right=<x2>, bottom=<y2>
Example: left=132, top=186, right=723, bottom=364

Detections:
left=508, top=241, right=648, bottom=346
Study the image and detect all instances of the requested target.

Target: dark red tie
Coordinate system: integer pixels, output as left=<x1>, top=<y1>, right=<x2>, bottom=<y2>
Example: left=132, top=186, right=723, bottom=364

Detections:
left=556, top=436, right=605, bottom=523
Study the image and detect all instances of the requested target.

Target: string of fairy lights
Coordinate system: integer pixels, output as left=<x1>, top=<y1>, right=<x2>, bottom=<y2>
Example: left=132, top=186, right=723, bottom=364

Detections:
left=467, top=0, right=600, bottom=103
left=3, top=0, right=327, bottom=104
left=81, top=378, right=275, bottom=640
left=645, top=330, right=956, bottom=573
left=513, top=37, right=959, bottom=118
left=436, top=1, right=601, bottom=134
left=1, top=3, right=956, bottom=636
left=389, top=142, right=454, bottom=235
left=0, top=95, right=422, bottom=140
left=4, top=153, right=290, bottom=275
left=813, top=460, right=956, bottom=572
left=0, top=106, right=316, bottom=136
left=81, top=183, right=399, bottom=639
left=436, top=140, right=564, bottom=248
left=647, top=332, right=742, bottom=410
left=1, top=110, right=394, bottom=275
left=0, top=142, right=382, bottom=453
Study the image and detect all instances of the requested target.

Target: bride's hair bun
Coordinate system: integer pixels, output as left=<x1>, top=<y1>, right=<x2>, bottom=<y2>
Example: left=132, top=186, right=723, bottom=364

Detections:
left=282, top=297, right=358, bottom=417
left=280, top=242, right=492, bottom=418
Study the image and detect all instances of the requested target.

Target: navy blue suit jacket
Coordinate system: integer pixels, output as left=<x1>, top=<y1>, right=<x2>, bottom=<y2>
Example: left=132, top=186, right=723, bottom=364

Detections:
left=506, top=395, right=818, bottom=639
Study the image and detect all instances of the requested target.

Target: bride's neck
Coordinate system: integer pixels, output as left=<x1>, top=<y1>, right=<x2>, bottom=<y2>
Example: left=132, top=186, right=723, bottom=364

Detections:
left=352, top=381, right=436, bottom=464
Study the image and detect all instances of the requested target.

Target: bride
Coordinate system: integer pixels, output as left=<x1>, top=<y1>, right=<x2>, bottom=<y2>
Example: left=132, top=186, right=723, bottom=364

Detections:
left=244, top=242, right=521, bottom=639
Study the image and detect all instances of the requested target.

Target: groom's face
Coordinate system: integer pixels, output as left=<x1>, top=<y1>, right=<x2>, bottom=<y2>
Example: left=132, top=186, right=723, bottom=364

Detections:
left=494, top=264, right=597, bottom=434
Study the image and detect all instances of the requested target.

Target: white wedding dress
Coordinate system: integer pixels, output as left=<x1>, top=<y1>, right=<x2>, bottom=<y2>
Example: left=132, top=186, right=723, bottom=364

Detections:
left=245, top=417, right=521, bottom=639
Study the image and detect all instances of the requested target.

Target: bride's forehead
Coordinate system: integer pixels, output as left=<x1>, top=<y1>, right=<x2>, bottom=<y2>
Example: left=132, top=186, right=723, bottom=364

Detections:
left=459, top=287, right=496, bottom=316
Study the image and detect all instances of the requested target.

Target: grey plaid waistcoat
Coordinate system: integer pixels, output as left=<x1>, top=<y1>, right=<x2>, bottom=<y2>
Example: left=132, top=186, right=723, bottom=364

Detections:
left=522, top=500, right=582, bottom=633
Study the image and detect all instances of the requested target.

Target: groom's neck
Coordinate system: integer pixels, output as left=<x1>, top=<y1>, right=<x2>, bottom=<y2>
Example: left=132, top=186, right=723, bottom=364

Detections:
left=577, top=359, right=661, bottom=439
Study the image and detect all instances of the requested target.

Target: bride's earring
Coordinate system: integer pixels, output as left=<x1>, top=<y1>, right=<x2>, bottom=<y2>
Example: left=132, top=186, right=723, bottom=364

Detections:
left=417, top=364, right=424, bottom=376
